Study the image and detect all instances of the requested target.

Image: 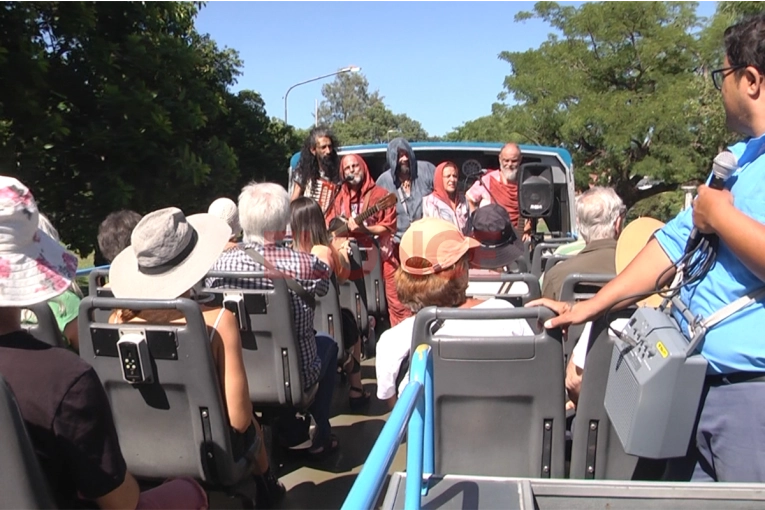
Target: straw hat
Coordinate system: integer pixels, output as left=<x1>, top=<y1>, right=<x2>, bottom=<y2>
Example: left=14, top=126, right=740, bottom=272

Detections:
left=0, top=177, right=78, bottom=307
left=615, top=217, right=666, bottom=307
left=109, top=207, right=231, bottom=300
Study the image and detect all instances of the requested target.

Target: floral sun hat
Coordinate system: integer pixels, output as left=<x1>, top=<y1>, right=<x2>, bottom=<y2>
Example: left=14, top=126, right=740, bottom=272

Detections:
left=0, top=176, right=78, bottom=307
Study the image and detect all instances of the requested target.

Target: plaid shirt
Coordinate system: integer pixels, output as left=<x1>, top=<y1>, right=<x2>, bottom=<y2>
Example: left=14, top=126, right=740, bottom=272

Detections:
left=205, top=242, right=331, bottom=388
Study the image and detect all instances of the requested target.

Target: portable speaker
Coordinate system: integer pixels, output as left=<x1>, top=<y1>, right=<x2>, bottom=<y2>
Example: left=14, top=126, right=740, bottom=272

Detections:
left=519, top=164, right=554, bottom=218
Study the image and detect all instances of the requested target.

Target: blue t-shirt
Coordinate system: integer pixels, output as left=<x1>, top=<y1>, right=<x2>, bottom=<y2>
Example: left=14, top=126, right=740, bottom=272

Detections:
left=655, top=133, right=765, bottom=374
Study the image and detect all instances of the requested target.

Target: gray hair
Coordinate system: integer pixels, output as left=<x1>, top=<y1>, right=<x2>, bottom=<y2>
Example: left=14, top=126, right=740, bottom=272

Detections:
left=238, top=182, right=290, bottom=244
left=576, top=187, right=626, bottom=243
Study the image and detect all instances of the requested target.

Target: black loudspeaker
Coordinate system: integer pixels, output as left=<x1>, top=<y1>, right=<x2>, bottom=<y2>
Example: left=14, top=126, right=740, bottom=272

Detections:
left=519, top=163, right=554, bottom=218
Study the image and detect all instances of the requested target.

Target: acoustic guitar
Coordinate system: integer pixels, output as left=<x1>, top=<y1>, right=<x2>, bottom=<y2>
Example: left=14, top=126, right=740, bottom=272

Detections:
left=329, top=192, right=397, bottom=237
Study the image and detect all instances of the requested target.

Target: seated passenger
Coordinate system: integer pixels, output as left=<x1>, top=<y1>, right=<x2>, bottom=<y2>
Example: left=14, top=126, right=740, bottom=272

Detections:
left=98, top=209, right=143, bottom=263
left=290, top=196, right=371, bottom=409
left=0, top=177, right=207, bottom=509
left=375, top=217, right=534, bottom=408
left=206, top=182, right=339, bottom=458
left=208, top=197, right=242, bottom=251
left=422, top=161, right=470, bottom=234
left=541, top=186, right=625, bottom=300
left=109, top=207, right=284, bottom=506
left=20, top=213, right=83, bottom=351
left=464, top=204, right=528, bottom=298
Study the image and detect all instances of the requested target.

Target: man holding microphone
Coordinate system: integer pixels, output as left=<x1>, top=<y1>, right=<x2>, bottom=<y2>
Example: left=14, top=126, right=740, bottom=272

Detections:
left=530, top=13, right=765, bottom=482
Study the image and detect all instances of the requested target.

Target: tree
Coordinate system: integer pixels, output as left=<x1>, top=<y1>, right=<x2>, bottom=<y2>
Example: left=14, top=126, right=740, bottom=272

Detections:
left=0, top=2, right=296, bottom=256
left=444, top=107, right=528, bottom=143
left=317, top=72, right=429, bottom=145
left=492, top=1, right=729, bottom=208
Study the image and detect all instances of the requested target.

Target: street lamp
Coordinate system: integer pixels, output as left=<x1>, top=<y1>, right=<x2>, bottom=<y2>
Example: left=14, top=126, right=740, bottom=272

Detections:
left=283, top=65, right=361, bottom=125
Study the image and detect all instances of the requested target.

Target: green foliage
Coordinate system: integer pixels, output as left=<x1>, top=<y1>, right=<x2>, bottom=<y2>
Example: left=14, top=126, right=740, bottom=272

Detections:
left=627, top=190, right=686, bottom=224
left=318, top=72, right=429, bottom=145
left=446, top=2, right=761, bottom=208
left=0, top=2, right=295, bottom=256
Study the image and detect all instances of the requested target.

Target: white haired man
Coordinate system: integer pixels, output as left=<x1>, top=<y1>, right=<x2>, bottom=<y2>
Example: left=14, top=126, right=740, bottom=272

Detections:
left=541, top=186, right=625, bottom=300
left=206, top=182, right=339, bottom=458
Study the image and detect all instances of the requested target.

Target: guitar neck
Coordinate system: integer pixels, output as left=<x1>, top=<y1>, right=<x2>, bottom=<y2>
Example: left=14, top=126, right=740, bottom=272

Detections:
left=332, top=205, right=380, bottom=236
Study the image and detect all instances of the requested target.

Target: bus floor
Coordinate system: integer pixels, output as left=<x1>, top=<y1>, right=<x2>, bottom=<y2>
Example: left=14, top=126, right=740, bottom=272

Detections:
left=209, top=356, right=404, bottom=509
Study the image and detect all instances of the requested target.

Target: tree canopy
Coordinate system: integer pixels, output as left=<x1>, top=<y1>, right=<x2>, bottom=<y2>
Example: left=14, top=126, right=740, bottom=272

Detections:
left=317, top=72, right=430, bottom=146
left=0, top=1, right=299, bottom=256
left=447, top=1, right=763, bottom=213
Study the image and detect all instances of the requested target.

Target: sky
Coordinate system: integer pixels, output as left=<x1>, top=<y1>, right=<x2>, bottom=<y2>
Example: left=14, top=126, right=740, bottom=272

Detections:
left=195, top=1, right=719, bottom=138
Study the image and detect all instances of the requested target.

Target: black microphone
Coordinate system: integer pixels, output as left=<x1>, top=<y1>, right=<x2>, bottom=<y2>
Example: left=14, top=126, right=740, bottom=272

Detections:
left=684, top=151, right=738, bottom=255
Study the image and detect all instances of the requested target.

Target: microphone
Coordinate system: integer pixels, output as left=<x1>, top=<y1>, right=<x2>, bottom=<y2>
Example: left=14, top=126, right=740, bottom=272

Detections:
left=684, top=151, right=738, bottom=255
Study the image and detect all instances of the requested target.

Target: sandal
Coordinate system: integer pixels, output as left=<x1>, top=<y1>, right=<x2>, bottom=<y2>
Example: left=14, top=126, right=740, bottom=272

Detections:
left=344, top=352, right=371, bottom=410
left=306, top=433, right=339, bottom=460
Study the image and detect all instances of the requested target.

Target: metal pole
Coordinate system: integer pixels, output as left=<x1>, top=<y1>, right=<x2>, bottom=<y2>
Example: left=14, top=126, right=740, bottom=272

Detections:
left=283, top=66, right=360, bottom=125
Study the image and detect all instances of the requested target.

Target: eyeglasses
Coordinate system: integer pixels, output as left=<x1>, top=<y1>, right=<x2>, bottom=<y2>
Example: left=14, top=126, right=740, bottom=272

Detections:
left=711, top=64, right=746, bottom=91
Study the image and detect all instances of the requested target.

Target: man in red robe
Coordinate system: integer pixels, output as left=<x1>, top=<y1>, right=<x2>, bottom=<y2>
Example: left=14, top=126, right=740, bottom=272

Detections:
left=326, top=154, right=411, bottom=327
left=466, top=142, right=533, bottom=241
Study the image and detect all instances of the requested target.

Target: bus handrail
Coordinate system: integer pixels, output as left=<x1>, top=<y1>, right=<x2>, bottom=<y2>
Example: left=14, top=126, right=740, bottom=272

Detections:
left=76, top=265, right=110, bottom=277
left=341, top=344, right=434, bottom=510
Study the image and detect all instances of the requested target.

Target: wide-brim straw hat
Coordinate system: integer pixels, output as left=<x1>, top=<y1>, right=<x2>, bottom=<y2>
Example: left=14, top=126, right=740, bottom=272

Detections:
left=615, top=217, right=666, bottom=307
left=109, top=207, right=231, bottom=300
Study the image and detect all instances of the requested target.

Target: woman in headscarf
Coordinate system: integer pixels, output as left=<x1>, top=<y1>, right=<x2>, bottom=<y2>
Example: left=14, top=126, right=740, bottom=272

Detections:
left=422, top=161, right=470, bottom=234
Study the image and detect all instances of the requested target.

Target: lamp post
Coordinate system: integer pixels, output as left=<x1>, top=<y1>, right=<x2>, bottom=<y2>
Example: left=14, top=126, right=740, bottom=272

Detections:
left=283, top=65, right=361, bottom=125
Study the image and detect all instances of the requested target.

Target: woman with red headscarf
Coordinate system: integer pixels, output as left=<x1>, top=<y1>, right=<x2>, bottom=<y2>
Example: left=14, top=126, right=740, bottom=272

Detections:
left=422, top=161, right=470, bottom=234
left=327, top=154, right=412, bottom=327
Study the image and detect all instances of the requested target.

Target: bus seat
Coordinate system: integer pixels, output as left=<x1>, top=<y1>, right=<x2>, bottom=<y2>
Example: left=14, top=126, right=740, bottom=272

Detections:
left=359, top=241, right=388, bottom=323
left=569, top=312, right=666, bottom=480
left=531, top=239, right=576, bottom=278
left=315, top=275, right=345, bottom=361
left=0, top=373, right=56, bottom=509
left=22, top=302, right=65, bottom=348
left=466, top=271, right=541, bottom=309
left=410, top=305, right=566, bottom=479
left=78, top=296, right=253, bottom=488
left=558, top=273, right=614, bottom=365
left=203, top=272, right=318, bottom=410
left=339, top=240, right=370, bottom=352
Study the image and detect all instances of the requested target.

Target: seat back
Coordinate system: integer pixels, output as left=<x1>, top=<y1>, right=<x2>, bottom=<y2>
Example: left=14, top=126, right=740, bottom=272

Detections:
left=338, top=240, right=369, bottom=336
left=466, top=272, right=541, bottom=308
left=569, top=312, right=665, bottom=480
left=22, top=302, right=64, bottom=348
left=88, top=268, right=113, bottom=322
left=543, top=254, right=571, bottom=273
left=78, top=296, right=250, bottom=486
left=359, top=241, right=388, bottom=321
left=558, top=274, right=615, bottom=364
left=531, top=239, right=575, bottom=278
left=204, top=271, right=317, bottom=410
left=411, top=306, right=566, bottom=478
left=0, top=374, right=56, bottom=509
left=315, top=275, right=345, bottom=361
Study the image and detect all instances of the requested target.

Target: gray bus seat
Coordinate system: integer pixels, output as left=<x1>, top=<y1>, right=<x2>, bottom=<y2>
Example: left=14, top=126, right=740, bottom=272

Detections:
left=466, top=272, right=541, bottom=308
left=531, top=239, right=576, bottom=278
left=558, top=273, right=615, bottom=364
left=410, top=305, right=566, bottom=478
left=359, top=241, right=388, bottom=322
left=204, top=271, right=318, bottom=410
left=0, top=373, right=56, bottom=509
left=542, top=254, right=571, bottom=274
left=88, top=268, right=114, bottom=322
left=339, top=240, right=370, bottom=351
left=22, top=302, right=65, bottom=348
left=78, top=296, right=253, bottom=488
left=569, top=312, right=665, bottom=480
left=315, top=275, right=345, bottom=361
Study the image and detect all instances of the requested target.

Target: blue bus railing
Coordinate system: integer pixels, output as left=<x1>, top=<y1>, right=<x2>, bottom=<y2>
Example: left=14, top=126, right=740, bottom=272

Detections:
left=342, top=344, right=434, bottom=510
left=76, top=265, right=109, bottom=277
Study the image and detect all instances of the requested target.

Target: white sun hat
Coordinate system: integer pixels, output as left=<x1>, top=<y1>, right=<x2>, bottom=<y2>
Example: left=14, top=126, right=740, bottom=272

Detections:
left=109, top=207, right=231, bottom=300
left=0, top=176, right=78, bottom=307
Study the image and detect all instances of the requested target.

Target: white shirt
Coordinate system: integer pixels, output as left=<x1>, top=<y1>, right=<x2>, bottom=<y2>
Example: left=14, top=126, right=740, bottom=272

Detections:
left=571, top=318, right=630, bottom=369
left=375, top=298, right=535, bottom=400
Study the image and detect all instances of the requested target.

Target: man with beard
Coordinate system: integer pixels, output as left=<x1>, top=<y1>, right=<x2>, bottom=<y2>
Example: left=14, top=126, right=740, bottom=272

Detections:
left=290, top=126, right=342, bottom=215
left=375, top=137, right=435, bottom=243
left=466, top=142, right=533, bottom=241
left=327, top=154, right=406, bottom=325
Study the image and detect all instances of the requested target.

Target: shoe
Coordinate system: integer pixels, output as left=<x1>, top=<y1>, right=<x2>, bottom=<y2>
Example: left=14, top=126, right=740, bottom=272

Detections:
left=254, top=467, right=286, bottom=509
left=305, top=433, right=339, bottom=461
left=349, top=386, right=371, bottom=411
